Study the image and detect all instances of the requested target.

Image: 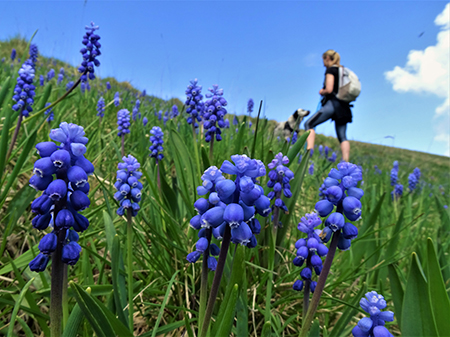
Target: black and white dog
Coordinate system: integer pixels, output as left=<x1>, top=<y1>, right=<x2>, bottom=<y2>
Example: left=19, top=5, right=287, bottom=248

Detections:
left=274, top=108, right=310, bottom=139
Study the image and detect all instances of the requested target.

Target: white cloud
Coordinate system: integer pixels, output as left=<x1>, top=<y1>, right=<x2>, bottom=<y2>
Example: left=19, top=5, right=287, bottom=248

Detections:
left=385, top=3, right=450, bottom=156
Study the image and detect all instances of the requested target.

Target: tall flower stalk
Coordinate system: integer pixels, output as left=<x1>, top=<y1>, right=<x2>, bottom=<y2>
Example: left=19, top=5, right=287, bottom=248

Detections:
left=29, top=122, right=93, bottom=337
left=149, top=126, right=164, bottom=191
left=300, top=162, right=363, bottom=337
left=187, top=155, right=270, bottom=337
left=113, top=155, right=143, bottom=330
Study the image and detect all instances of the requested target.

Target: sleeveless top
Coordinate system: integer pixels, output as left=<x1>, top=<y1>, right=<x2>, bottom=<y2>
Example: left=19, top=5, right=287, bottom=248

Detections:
left=323, top=66, right=353, bottom=124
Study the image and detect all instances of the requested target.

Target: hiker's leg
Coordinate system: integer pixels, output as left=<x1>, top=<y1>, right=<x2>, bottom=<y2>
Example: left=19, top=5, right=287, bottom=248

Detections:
left=304, top=101, right=334, bottom=150
left=335, top=123, right=350, bottom=162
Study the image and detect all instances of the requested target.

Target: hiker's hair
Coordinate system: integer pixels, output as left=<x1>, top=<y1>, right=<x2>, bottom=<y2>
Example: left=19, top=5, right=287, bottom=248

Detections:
left=323, top=50, right=341, bottom=66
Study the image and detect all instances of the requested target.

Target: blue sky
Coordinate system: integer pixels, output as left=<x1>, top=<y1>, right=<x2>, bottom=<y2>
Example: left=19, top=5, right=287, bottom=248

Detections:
left=1, top=1, right=449, bottom=156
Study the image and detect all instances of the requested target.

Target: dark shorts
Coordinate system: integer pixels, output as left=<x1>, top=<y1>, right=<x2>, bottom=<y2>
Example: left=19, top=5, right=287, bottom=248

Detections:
left=304, top=100, right=348, bottom=143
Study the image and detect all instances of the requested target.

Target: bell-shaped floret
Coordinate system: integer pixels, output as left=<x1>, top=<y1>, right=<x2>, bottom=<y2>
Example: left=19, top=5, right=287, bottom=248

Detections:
left=343, top=223, right=358, bottom=239
left=190, top=215, right=202, bottom=230
left=29, top=174, right=53, bottom=191
left=50, top=150, right=71, bottom=169
left=295, top=238, right=306, bottom=249
left=29, top=253, right=50, bottom=272
left=343, top=196, right=362, bottom=221
left=347, top=187, right=364, bottom=200
left=337, top=235, right=352, bottom=251
left=249, top=218, right=261, bottom=234
left=297, top=246, right=309, bottom=260
left=231, top=222, right=253, bottom=245
left=300, top=267, right=312, bottom=280
left=315, top=199, right=334, bottom=217
left=38, top=232, right=57, bottom=254
left=34, top=157, right=56, bottom=177
left=240, top=186, right=262, bottom=206
left=187, top=251, right=201, bottom=263
left=32, top=213, right=52, bottom=230
left=70, top=190, right=91, bottom=211
left=55, top=209, right=75, bottom=230
left=62, top=241, right=82, bottom=265
left=68, top=166, right=88, bottom=188
left=255, top=195, right=271, bottom=216
left=71, top=212, right=89, bottom=232
left=326, top=185, right=343, bottom=205
left=75, top=156, right=95, bottom=175
left=194, top=198, right=209, bottom=214
left=207, top=256, right=217, bottom=271
left=201, top=207, right=224, bottom=228
left=216, top=179, right=236, bottom=199
left=223, top=203, right=244, bottom=228
left=46, top=179, right=67, bottom=201
left=317, top=243, right=328, bottom=257
left=325, top=213, right=345, bottom=232
left=210, top=243, right=220, bottom=256
left=239, top=200, right=255, bottom=221
left=239, top=176, right=254, bottom=193
left=292, top=280, right=303, bottom=291
left=31, top=194, right=53, bottom=214
left=36, top=142, right=58, bottom=157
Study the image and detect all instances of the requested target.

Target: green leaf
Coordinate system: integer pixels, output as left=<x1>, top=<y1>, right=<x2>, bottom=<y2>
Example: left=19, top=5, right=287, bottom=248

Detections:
left=7, top=277, right=35, bottom=337
left=215, top=284, right=239, bottom=337
left=0, top=245, right=38, bottom=275
left=70, top=282, right=133, bottom=337
left=151, top=270, right=180, bottom=337
left=111, top=235, right=128, bottom=326
left=307, top=320, right=320, bottom=337
left=388, top=264, right=404, bottom=329
left=0, top=105, right=13, bottom=182
left=286, top=130, right=309, bottom=167
left=401, top=253, right=438, bottom=337
left=61, top=304, right=83, bottom=337
left=261, top=321, right=272, bottom=337
left=427, top=238, right=450, bottom=336
left=0, top=76, right=11, bottom=108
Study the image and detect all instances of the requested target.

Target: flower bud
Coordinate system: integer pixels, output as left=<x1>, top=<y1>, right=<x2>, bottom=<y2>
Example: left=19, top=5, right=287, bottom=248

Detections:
left=38, top=232, right=57, bottom=254
left=55, top=209, right=75, bottom=230
left=46, top=179, right=67, bottom=201
left=29, top=253, right=50, bottom=272
left=62, top=241, right=82, bottom=265
left=223, top=203, right=244, bottom=228
left=36, top=142, right=58, bottom=157
left=70, top=190, right=91, bottom=211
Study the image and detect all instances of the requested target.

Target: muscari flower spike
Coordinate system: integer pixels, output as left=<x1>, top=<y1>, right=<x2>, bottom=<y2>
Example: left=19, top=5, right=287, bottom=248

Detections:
left=114, top=92, right=120, bottom=107
left=11, top=48, right=16, bottom=61
left=106, top=81, right=111, bottom=90
left=132, top=99, right=141, bottom=121
left=117, top=109, right=131, bottom=137
left=187, top=155, right=270, bottom=270
left=12, top=61, right=36, bottom=117
left=78, top=22, right=101, bottom=82
left=29, top=122, right=94, bottom=272
left=185, top=78, right=203, bottom=128
left=267, top=153, right=294, bottom=216
left=66, top=81, right=74, bottom=91
left=114, top=155, right=143, bottom=217
left=292, top=212, right=328, bottom=293
left=314, top=162, right=363, bottom=251
left=391, top=184, right=403, bottom=201
left=171, top=105, right=179, bottom=119
left=44, top=103, right=54, bottom=123
left=149, top=126, right=164, bottom=161
left=247, top=98, right=254, bottom=115
left=408, top=173, right=418, bottom=192
left=47, top=69, right=55, bottom=82
left=203, top=84, right=228, bottom=142
left=97, top=97, right=105, bottom=118
left=352, top=291, right=394, bottom=337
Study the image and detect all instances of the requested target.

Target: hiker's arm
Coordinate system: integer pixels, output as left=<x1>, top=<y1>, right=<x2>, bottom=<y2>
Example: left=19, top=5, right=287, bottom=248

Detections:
left=319, top=74, right=334, bottom=95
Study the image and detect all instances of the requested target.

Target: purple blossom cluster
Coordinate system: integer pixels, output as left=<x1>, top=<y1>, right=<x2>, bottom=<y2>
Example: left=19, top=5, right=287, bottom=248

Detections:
left=29, top=122, right=94, bottom=272
left=187, top=155, right=271, bottom=269
left=203, top=85, right=228, bottom=142
left=185, top=79, right=204, bottom=128
left=149, top=126, right=164, bottom=161
left=117, top=109, right=131, bottom=137
left=315, top=162, right=363, bottom=251
left=78, top=22, right=101, bottom=82
left=132, top=99, right=141, bottom=121
left=247, top=98, right=254, bottom=115
left=267, top=153, right=294, bottom=214
left=114, top=155, right=143, bottom=217
left=12, top=62, right=36, bottom=116
left=114, top=92, right=120, bottom=107
left=352, top=291, right=394, bottom=337
left=44, top=103, right=54, bottom=123
left=97, top=97, right=105, bottom=118
left=292, top=213, right=328, bottom=292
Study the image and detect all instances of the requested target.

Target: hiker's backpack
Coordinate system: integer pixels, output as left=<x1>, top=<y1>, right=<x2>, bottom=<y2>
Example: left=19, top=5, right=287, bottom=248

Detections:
left=335, top=66, right=361, bottom=102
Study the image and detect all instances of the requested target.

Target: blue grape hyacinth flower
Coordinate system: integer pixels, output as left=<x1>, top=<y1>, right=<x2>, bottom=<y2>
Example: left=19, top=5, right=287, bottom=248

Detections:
left=187, top=155, right=271, bottom=269
left=171, top=105, right=179, bottom=118
left=132, top=99, right=141, bottom=120
left=44, top=103, right=54, bottom=123
left=12, top=62, right=36, bottom=117
left=149, top=126, right=164, bottom=161
left=391, top=183, right=403, bottom=201
left=267, top=152, right=294, bottom=216
left=97, top=97, right=105, bottom=118
left=117, top=109, right=131, bottom=137
left=47, top=69, right=55, bottom=82
left=29, top=122, right=93, bottom=271
left=78, top=22, right=101, bottom=82
left=408, top=173, right=418, bottom=192
left=352, top=291, right=394, bottom=337
left=114, top=155, right=143, bottom=217
left=247, top=98, right=254, bottom=115
left=11, top=48, right=16, bottom=61
left=315, top=162, right=363, bottom=251
left=185, top=78, right=203, bottom=128
left=203, top=84, right=228, bottom=142
left=114, top=92, right=120, bottom=106
left=106, top=81, right=111, bottom=90
left=292, top=212, right=328, bottom=293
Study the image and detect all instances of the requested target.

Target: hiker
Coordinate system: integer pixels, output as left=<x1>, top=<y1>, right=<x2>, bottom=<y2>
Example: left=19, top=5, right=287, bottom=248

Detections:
left=304, top=50, right=353, bottom=162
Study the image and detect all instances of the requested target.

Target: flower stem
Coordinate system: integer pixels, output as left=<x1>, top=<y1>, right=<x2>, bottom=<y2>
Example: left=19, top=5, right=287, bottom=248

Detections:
left=299, top=231, right=340, bottom=337
left=6, top=108, right=24, bottom=161
left=303, top=280, right=311, bottom=317
left=200, top=225, right=232, bottom=337
left=126, top=209, right=134, bottom=331
left=209, top=137, right=214, bottom=163
left=121, top=135, right=125, bottom=157
left=198, top=228, right=212, bottom=331
left=50, top=229, right=67, bottom=337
